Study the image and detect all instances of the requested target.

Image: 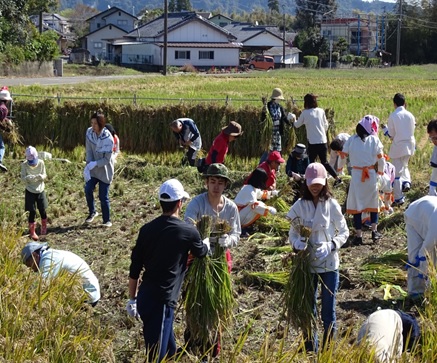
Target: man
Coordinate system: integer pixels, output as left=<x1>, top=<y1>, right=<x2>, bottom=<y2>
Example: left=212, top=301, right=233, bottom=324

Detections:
left=357, top=309, right=420, bottom=362
left=170, top=118, right=202, bottom=167
left=257, top=150, right=285, bottom=191
left=197, top=121, right=243, bottom=173
left=404, top=195, right=437, bottom=298
left=184, top=163, right=241, bottom=358
left=382, top=93, right=415, bottom=206
left=21, top=241, right=100, bottom=306
left=127, top=179, right=209, bottom=363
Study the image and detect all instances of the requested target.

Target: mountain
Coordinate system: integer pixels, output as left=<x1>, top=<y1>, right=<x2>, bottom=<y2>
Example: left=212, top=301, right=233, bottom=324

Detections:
left=59, top=0, right=397, bottom=17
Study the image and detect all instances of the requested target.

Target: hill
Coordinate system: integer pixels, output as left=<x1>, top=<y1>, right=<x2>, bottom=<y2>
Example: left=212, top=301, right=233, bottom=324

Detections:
left=59, top=0, right=397, bottom=17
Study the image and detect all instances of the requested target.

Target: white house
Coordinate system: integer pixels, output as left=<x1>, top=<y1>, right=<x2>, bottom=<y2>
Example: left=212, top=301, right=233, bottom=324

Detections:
left=265, top=47, right=301, bottom=66
left=81, top=24, right=128, bottom=60
left=118, top=12, right=242, bottom=69
left=86, top=6, right=137, bottom=33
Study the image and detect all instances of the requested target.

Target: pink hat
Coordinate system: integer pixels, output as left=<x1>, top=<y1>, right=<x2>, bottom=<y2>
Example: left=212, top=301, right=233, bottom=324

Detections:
left=359, top=115, right=379, bottom=136
left=305, top=162, right=327, bottom=186
left=268, top=151, right=285, bottom=163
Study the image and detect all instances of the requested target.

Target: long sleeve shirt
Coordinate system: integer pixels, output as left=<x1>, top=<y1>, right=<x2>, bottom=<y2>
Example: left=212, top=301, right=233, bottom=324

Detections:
left=85, top=126, right=114, bottom=184
left=20, top=159, right=47, bottom=194
left=205, top=132, right=229, bottom=165
left=387, top=106, right=415, bottom=158
left=294, top=107, right=329, bottom=144
left=173, top=118, right=202, bottom=151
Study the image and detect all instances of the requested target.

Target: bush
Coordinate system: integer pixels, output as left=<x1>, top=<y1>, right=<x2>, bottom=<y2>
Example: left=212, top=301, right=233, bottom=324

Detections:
left=303, top=56, right=318, bottom=68
left=331, top=52, right=340, bottom=63
left=340, top=54, right=354, bottom=64
left=353, top=56, right=367, bottom=67
left=180, top=63, right=197, bottom=73
left=1, top=44, right=26, bottom=65
left=366, top=57, right=381, bottom=68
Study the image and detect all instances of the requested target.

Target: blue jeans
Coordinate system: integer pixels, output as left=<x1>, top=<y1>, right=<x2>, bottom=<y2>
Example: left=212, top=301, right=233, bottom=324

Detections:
left=305, top=270, right=339, bottom=352
left=137, top=285, right=177, bottom=362
left=0, top=133, right=4, bottom=162
left=85, top=177, right=110, bottom=223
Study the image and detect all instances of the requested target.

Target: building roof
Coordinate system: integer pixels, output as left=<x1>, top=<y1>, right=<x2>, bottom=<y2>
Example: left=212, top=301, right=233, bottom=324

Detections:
left=86, top=6, right=138, bottom=22
left=209, top=14, right=234, bottom=22
left=265, top=46, right=301, bottom=56
left=158, top=42, right=242, bottom=48
left=222, top=23, right=283, bottom=43
left=125, top=12, right=236, bottom=41
left=81, top=23, right=128, bottom=40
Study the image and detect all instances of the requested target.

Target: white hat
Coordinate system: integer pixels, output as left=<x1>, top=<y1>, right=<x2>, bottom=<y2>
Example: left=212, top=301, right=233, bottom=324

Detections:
left=0, top=89, right=12, bottom=101
left=159, top=179, right=189, bottom=202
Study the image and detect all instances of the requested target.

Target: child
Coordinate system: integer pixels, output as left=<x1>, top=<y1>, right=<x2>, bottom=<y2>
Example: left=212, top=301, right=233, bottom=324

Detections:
left=0, top=87, right=13, bottom=172
left=285, top=143, right=310, bottom=203
left=427, top=119, right=437, bottom=195
left=287, top=162, right=349, bottom=352
left=21, top=146, right=48, bottom=241
left=329, top=133, right=351, bottom=177
left=234, top=168, right=277, bottom=236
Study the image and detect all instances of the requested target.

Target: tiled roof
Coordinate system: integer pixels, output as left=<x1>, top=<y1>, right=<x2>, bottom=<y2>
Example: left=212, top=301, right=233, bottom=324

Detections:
left=157, top=42, right=242, bottom=48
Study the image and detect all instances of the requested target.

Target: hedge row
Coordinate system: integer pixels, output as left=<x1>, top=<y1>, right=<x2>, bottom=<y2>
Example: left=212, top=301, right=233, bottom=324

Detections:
left=13, top=100, right=336, bottom=159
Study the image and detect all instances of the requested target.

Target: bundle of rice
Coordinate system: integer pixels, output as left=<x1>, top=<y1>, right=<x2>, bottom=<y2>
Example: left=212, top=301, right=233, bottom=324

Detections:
left=184, top=216, right=235, bottom=354
left=282, top=217, right=315, bottom=336
left=259, top=97, right=273, bottom=152
left=0, top=118, right=23, bottom=145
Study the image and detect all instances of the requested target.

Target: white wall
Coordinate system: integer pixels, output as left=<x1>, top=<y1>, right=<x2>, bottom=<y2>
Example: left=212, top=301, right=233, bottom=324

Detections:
left=244, top=32, right=283, bottom=47
left=86, top=26, right=127, bottom=58
left=167, top=47, right=239, bottom=67
left=272, top=53, right=300, bottom=64
left=104, top=11, right=135, bottom=32
left=121, top=43, right=160, bottom=65
left=168, top=21, right=229, bottom=43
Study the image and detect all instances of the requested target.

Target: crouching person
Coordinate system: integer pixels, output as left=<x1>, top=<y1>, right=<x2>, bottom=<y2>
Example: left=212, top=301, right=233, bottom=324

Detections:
left=21, top=241, right=100, bottom=306
left=357, top=309, right=420, bottom=362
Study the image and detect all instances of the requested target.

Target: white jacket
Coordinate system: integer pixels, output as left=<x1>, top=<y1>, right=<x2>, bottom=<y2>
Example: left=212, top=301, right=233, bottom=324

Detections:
left=287, top=197, right=349, bottom=273
left=387, top=106, right=415, bottom=158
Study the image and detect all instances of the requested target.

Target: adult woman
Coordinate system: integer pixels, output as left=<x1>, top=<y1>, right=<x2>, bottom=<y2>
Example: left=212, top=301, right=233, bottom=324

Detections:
left=287, top=162, right=349, bottom=352
left=84, top=112, right=114, bottom=227
left=235, top=168, right=277, bottom=236
left=293, top=93, right=342, bottom=186
left=342, top=115, right=385, bottom=245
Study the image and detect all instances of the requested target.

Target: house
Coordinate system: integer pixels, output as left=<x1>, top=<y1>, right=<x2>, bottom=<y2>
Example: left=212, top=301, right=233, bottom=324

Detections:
left=265, top=46, right=301, bottom=67
left=115, top=12, right=242, bottom=69
left=30, top=13, right=75, bottom=52
left=320, top=17, right=378, bottom=56
left=81, top=6, right=137, bottom=60
left=208, top=14, right=234, bottom=28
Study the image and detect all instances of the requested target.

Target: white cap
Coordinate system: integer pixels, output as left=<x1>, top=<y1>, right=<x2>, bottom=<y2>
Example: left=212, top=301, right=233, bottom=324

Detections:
left=159, top=179, right=189, bottom=202
left=0, top=89, right=12, bottom=101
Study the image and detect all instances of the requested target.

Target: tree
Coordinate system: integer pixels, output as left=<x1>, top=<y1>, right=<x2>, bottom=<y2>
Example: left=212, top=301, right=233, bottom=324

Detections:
left=294, top=27, right=328, bottom=63
left=294, top=0, right=337, bottom=29
left=60, top=4, right=99, bottom=47
left=268, top=0, right=280, bottom=13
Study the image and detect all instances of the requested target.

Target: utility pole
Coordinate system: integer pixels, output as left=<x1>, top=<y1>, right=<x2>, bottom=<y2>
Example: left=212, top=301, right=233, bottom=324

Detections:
left=396, top=0, right=402, bottom=65
left=282, top=5, right=286, bottom=69
left=163, top=0, right=168, bottom=76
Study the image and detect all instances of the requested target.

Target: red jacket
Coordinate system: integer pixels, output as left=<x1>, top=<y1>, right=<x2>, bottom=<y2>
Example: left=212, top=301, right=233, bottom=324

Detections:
left=258, top=161, right=276, bottom=190
left=205, top=131, right=229, bottom=165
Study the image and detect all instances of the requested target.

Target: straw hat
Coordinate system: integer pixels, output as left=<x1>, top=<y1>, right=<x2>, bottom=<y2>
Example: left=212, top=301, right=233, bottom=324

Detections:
left=270, top=88, right=284, bottom=100
left=222, top=121, right=243, bottom=137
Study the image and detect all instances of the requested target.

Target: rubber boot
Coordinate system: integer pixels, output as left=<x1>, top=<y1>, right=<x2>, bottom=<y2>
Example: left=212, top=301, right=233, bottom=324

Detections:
left=29, top=222, right=39, bottom=241
left=41, top=219, right=47, bottom=235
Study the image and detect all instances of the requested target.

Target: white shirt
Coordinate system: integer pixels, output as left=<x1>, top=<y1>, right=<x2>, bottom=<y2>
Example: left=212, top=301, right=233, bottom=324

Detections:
left=39, top=248, right=101, bottom=303
left=294, top=107, right=328, bottom=144
left=387, top=106, right=415, bottom=158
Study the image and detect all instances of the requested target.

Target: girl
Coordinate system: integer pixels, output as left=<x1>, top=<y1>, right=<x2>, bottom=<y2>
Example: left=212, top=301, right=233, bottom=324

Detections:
left=234, top=168, right=277, bottom=236
left=287, top=162, right=349, bottom=352
left=342, top=115, right=385, bottom=245
left=21, top=146, right=48, bottom=240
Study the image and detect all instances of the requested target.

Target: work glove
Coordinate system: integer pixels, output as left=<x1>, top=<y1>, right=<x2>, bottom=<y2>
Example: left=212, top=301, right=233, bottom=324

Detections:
left=218, top=234, right=232, bottom=248
left=315, top=241, right=333, bottom=260
left=291, top=235, right=307, bottom=251
left=381, top=124, right=391, bottom=138
left=202, top=237, right=210, bottom=251
left=270, top=190, right=279, bottom=197
left=287, top=112, right=296, bottom=122
left=87, top=161, right=97, bottom=170
left=268, top=207, right=277, bottom=215
left=83, top=165, right=91, bottom=182
left=291, top=172, right=302, bottom=181
left=126, top=298, right=139, bottom=318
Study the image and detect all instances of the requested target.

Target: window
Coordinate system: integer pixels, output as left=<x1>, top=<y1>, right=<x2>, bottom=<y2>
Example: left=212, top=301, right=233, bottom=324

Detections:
left=94, top=42, right=103, bottom=49
left=199, top=51, right=214, bottom=60
left=117, top=19, right=128, bottom=26
left=97, top=23, right=100, bottom=28
left=351, top=31, right=361, bottom=44
left=175, top=50, right=190, bottom=60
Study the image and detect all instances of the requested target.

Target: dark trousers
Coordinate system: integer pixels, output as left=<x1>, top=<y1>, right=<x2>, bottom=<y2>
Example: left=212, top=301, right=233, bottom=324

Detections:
left=353, top=212, right=378, bottom=229
left=307, top=143, right=338, bottom=179
left=137, top=287, right=176, bottom=363
left=25, top=190, right=48, bottom=223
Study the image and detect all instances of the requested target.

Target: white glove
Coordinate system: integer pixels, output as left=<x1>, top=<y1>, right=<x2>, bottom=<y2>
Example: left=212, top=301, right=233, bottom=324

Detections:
left=83, top=165, right=91, bottom=182
left=87, top=161, right=97, bottom=170
left=381, top=125, right=390, bottom=138
left=218, top=234, right=232, bottom=248
left=202, top=237, right=210, bottom=251
left=291, top=236, right=307, bottom=251
left=287, top=112, right=296, bottom=122
left=291, top=172, right=302, bottom=181
left=315, top=241, right=333, bottom=260
left=270, top=190, right=279, bottom=197
left=25, top=175, right=36, bottom=181
left=126, top=298, right=139, bottom=318
left=268, top=207, right=277, bottom=215
left=34, top=174, right=43, bottom=182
